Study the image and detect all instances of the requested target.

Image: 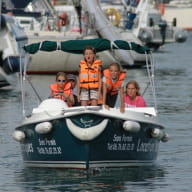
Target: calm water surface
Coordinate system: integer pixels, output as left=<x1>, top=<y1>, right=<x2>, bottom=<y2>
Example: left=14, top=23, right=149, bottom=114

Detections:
left=0, top=33, right=192, bottom=191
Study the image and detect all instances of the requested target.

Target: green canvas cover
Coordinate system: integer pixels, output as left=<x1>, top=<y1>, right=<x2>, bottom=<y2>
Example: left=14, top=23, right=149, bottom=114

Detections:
left=24, top=38, right=150, bottom=54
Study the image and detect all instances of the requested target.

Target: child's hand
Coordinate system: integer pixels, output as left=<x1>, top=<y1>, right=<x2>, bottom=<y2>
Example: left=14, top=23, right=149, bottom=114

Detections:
left=77, top=95, right=80, bottom=103
left=98, top=92, right=102, bottom=100
left=120, top=106, right=125, bottom=113
left=103, top=104, right=110, bottom=110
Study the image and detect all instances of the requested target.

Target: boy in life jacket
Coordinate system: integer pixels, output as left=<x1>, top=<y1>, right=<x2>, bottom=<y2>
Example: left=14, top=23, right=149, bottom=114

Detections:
left=78, top=46, right=102, bottom=106
left=49, top=72, right=74, bottom=107
left=66, top=74, right=80, bottom=106
left=102, top=63, right=126, bottom=113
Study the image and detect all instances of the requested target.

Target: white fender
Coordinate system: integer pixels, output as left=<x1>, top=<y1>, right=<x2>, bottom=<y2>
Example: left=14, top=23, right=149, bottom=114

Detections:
left=13, top=130, right=25, bottom=142
left=123, top=121, right=141, bottom=132
left=161, top=132, right=169, bottom=142
left=35, top=122, right=52, bottom=134
left=66, top=118, right=108, bottom=141
left=151, top=128, right=164, bottom=140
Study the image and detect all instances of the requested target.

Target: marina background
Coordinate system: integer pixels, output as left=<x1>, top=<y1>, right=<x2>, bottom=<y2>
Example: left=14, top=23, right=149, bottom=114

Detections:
left=0, top=32, right=191, bottom=191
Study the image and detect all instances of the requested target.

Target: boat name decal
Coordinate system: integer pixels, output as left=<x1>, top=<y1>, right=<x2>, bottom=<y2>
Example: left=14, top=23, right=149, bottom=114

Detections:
left=136, top=139, right=159, bottom=152
left=21, top=143, right=34, bottom=153
left=80, top=118, right=94, bottom=127
left=107, top=142, right=135, bottom=151
left=38, top=138, right=56, bottom=146
left=107, top=134, right=159, bottom=152
left=36, top=146, right=62, bottom=155
left=113, top=134, right=133, bottom=142
left=107, top=134, right=134, bottom=151
left=21, top=139, right=62, bottom=155
left=36, top=138, right=62, bottom=155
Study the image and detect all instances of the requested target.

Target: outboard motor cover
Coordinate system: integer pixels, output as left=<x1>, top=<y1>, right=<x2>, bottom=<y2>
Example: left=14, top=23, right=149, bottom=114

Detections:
left=138, top=29, right=153, bottom=43
left=2, top=56, right=20, bottom=74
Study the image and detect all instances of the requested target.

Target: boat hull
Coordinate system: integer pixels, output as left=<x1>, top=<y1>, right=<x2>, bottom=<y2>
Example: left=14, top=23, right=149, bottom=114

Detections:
left=16, top=113, right=161, bottom=169
left=0, top=14, right=28, bottom=88
left=26, top=32, right=116, bottom=73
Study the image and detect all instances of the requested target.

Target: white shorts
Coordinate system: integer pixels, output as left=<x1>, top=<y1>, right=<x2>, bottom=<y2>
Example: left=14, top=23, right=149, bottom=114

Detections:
left=80, top=89, right=98, bottom=100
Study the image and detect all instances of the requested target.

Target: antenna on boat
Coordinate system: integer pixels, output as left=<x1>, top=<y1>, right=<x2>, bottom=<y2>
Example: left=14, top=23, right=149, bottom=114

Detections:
left=145, top=51, right=157, bottom=112
left=72, top=0, right=82, bottom=34
left=0, top=0, right=1, bottom=31
left=26, top=76, right=42, bottom=102
left=19, top=54, right=26, bottom=117
left=142, top=81, right=150, bottom=96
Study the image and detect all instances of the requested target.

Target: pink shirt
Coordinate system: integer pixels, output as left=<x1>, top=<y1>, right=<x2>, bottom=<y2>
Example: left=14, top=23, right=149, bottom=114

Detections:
left=124, top=95, right=146, bottom=108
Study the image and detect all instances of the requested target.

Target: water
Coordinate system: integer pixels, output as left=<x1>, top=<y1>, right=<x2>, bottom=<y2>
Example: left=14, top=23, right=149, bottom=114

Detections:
left=0, top=34, right=192, bottom=192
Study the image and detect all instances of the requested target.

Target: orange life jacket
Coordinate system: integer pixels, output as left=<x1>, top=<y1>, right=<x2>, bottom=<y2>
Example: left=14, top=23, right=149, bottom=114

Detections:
left=49, top=82, right=72, bottom=106
left=103, top=69, right=126, bottom=95
left=79, top=60, right=102, bottom=89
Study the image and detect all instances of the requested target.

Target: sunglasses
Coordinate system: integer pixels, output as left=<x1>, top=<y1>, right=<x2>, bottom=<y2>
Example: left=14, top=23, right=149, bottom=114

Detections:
left=57, top=79, right=66, bottom=82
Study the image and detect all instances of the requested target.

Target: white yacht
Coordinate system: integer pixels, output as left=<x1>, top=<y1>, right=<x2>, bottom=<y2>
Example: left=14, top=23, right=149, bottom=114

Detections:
left=100, top=0, right=188, bottom=50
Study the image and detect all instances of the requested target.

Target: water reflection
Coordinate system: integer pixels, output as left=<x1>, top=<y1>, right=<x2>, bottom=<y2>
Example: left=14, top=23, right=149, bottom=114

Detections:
left=14, top=166, right=166, bottom=192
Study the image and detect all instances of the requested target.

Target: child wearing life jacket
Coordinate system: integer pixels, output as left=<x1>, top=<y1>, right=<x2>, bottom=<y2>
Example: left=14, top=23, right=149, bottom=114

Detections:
left=66, top=74, right=80, bottom=106
left=102, top=63, right=126, bottom=113
left=49, top=72, right=74, bottom=107
left=78, top=46, right=102, bottom=106
left=124, top=80, right=146, bottom=108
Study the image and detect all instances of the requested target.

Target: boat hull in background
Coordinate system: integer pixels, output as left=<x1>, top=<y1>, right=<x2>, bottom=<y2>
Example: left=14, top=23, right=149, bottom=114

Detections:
left=26, top=32, right=116, bottom=74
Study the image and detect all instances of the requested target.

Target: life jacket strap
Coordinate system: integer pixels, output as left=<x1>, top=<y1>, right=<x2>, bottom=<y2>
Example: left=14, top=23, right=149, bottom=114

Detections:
left=80, top=80, right=99, bottom=84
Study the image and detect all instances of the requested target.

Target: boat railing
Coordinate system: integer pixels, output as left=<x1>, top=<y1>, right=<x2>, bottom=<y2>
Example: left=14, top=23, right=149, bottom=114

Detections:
left=125, top=107, right=156, bottom=116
